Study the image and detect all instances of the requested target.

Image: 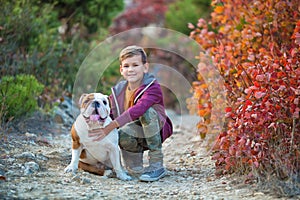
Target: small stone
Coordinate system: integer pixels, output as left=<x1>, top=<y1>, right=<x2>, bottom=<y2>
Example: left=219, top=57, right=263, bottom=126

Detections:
left=71, top=174, right=81, bottom=182
left=24, top=161, right=39, bottom=175
left=225, top=186, right=231, bottom=190
left=54, top=114, right=64, bottom=124
left=81, top=178, right=91, bottom=184
left=7, top=157, right=15, bottom=163
left=36, top=154, right=49, bottom=161
left=16, top=152, right=36, bottom=159
left=25, top=132, right=37, bottom=138
left=253, top=192, right=265, bottom=196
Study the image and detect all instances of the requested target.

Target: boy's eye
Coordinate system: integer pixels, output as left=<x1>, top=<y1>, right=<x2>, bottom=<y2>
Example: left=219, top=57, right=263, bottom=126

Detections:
left=122, top=64, right=140, bottom=68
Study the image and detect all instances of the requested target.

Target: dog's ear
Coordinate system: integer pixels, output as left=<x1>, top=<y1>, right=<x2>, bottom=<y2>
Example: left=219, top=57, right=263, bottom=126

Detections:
left=104, top=95, right=109, bottom=104
left=79, top=93, right=88, bottom=106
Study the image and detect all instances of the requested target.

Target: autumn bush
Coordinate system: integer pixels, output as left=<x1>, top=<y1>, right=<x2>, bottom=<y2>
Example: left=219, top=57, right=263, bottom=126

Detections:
left=109, top=0, right=167, bottom=34
left=189, top=0, right=300, bottom=196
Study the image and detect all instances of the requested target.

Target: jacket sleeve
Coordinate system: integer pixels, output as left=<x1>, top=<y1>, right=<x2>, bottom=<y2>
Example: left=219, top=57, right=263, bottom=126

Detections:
left=109, top=94, right=115, bottom=120
left=115, top=82, right=162, bottom=127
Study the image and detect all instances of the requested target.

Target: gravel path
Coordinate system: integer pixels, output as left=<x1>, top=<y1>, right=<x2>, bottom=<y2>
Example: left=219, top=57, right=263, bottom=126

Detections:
left=0, top=111, right=290, bottom=199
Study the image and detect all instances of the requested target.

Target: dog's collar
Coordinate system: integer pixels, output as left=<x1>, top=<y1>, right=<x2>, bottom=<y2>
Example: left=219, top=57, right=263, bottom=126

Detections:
left=99, top=116, right=107, bottom=122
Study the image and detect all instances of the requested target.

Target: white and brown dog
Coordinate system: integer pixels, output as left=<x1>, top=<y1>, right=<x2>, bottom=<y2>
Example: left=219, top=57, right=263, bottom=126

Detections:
left=64, top=93, right=132, bottom=181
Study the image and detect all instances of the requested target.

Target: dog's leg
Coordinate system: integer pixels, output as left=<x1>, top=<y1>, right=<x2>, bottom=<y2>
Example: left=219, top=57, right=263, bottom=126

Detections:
left=109, top=146, right=132, bottom=181
left=64, top=125, right=82, bottom=174
left=78, top=161, right=106, bottom=175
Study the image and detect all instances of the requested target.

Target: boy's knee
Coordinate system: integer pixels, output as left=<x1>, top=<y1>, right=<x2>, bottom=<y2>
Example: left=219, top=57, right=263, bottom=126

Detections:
left=119, top=135, right=137, bottom=149
left=140, top=107, right=158, bottom=125
left=119, top=136, right=146, bottom=153
left=119, top=129, right=145, bottom=152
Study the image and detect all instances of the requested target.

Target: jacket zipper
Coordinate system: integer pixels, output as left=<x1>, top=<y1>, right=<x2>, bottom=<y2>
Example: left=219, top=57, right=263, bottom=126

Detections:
left=133, top=79, right=156, bottom=104
left=112, top=78, right=156, bottom=116
left=111, top=88, right=120, bottom=117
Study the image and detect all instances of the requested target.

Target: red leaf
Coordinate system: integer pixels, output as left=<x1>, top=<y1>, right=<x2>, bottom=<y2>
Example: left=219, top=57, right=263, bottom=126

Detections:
left=245, top=100, right=252, bottom=106
left=225, top=107, right=232, bottom=112
left=253, top=161, right=259, bottom=168
left=277, top=71, right=286, bottom=78
left=245, top=88, right=252, bottom=94
left=256, top=74, right=265, bottom=81
left=254, top=91, right=266, bottom=99
left=293, top=108, right=300, bottom=118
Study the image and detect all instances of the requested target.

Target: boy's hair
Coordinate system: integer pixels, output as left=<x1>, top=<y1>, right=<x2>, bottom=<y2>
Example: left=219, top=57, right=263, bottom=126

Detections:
left=119, top=45, right=147, bottom=64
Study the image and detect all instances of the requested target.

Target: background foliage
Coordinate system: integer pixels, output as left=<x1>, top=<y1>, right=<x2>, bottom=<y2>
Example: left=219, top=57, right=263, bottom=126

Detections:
left=189, top=0, right=300, bottom=196
left=109, top=0, right=168, bottom=34
left=109, top=0, right=210, bottom=112
left=1, top=0, right=211, bottom=119
left=0, top=0, right=124, bottom=111
left=165, top=0, right=211, bottom=35
left=0, top=75, right=44, bottom=126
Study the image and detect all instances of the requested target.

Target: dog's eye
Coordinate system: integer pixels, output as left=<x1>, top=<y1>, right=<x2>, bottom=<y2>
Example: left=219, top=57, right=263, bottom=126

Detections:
left=103, top=100, right=107, bottom=105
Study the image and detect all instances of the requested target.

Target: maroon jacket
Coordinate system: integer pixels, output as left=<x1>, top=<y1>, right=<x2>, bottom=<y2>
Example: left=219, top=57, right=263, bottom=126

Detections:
left=109, top=73, right=173, bottom=142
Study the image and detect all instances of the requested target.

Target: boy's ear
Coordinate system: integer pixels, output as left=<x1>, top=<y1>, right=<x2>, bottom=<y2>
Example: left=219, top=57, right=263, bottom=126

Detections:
left=144, top=62, right=149, bottom=73
left=119, top=64, right=123, bottom=73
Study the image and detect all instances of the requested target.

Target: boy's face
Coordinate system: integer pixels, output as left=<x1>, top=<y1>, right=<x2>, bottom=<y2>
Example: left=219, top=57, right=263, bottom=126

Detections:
left=120, top=55, right=148, bottom=88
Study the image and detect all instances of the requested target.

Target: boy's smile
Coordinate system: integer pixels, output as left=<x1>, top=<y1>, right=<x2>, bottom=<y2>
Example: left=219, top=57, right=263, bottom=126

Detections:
left=120, top=55, right=149, bottom=90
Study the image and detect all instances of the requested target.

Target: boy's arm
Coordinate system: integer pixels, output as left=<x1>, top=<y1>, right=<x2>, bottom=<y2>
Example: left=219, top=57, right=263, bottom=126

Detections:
left=88, top=120, right=119, bottom=141
left=115, top=83, right=163, bottom=127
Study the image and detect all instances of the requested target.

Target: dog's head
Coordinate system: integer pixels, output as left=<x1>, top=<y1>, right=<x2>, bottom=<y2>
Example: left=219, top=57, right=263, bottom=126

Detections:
left=79, top=93, right=110, bottom=123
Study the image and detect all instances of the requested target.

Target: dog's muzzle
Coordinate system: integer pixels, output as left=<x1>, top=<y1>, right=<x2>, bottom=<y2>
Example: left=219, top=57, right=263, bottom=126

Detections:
left=84, top=101, right=108, bottom=123
left=93, top=101, right=100, bottom=113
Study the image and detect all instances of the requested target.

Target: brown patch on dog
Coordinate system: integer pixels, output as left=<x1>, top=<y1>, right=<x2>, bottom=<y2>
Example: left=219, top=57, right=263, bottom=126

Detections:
left=71, top=125, right=81, bottom=149
left=80, top=93, right=95, bottom=109
left=78, top=161, right=105, bottom=176
left=80, top=149, right=86, bottom=159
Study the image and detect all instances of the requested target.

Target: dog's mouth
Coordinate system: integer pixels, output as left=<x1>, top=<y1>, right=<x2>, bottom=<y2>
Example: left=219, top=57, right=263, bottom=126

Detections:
left=87, top=101, right=108, bottom=123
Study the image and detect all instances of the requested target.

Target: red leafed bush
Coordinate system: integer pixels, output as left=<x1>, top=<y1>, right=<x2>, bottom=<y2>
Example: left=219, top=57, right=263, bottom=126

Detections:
left=189, top=0, right=300, bottom=192
left=109, top=0, right=168, bottom=34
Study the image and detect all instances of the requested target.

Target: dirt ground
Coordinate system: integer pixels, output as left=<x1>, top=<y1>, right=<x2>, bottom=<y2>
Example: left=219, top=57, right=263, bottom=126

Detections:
left=0, top=110, right=296, bottom=199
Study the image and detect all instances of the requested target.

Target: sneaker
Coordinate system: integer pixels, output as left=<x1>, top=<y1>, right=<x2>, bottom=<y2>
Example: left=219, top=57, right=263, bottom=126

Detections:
left=139, top=167, right=166, bottom=182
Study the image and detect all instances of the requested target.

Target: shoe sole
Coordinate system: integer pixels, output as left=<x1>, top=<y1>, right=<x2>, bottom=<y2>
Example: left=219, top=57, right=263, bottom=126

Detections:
left=139, top=170, right=166, bottom=182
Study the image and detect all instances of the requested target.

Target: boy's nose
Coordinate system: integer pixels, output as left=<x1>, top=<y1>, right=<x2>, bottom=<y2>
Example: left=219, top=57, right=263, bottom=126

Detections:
left=128, top=66, right=134, bottom=70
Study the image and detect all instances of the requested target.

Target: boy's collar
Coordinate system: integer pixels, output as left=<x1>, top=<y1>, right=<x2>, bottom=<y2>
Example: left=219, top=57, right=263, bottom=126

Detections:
left=113, top=73, right=156, bottom=95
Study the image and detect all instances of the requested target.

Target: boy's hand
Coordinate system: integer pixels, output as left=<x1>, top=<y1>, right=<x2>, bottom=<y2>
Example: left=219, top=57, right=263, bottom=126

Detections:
left=88, top=127, right=109, bottom=141
left=88, top=121, right=119, bottom=141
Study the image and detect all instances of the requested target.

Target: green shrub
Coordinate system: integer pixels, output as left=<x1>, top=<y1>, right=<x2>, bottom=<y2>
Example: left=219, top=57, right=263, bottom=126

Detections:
left=165, top=0, right=211, bottom=35
left=0, top=74, right=44, bottom=125
left=0, top=1, right=124, bottom=109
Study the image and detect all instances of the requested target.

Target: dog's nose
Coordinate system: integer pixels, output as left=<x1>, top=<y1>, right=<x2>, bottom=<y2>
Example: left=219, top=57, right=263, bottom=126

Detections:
left=93, top=101, right=100, bottom=108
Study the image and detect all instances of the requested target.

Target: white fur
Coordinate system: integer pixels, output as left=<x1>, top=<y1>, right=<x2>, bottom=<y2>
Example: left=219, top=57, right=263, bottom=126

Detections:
left=64, top=93, right=132, bottom=181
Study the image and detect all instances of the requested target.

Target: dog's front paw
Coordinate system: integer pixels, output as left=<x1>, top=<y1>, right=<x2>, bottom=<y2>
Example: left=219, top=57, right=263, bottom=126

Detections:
left=64, top=164, right=78, bottom=174
left=116, top=171, right=132, bottom=181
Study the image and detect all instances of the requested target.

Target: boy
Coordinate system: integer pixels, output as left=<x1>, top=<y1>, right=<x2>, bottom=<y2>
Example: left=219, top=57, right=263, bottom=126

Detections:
left=89, top=45, right=173, bottom=182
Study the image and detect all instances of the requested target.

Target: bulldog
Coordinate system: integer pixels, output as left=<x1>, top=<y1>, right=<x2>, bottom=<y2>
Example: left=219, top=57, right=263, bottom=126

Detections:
left=64, top=93, right=132, bottom=181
